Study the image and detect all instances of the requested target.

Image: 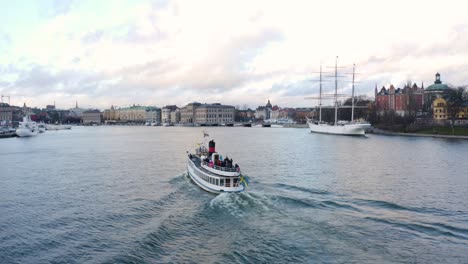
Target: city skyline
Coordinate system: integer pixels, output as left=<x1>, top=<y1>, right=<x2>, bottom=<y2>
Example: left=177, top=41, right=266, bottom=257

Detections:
left=1, top=0, right=468, bottom=109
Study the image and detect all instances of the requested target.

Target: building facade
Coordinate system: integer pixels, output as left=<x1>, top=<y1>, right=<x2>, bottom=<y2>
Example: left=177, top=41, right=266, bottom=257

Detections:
left=375, top=83, right=424, bottom=116
left=118, top=106, right=147, bottom=122
left=424, top=73, right=453, bottom=111
left=236, top=109, right=255, bottom=122
left=103, top=105, right=118, bottom=121
left=82, top=110, right=102, bottom=125
left=180, top=102, right=201, bottom=123
left=161, top=105, right=178, bottom=124
left=170, top=108, right=181, bottom=124
left=145, top=107, right=161, bottom=124
left=195, top=103, right=235, bottom=125
left=255, top=100, right=273, bottom=120
left=0, top=103, right=14, bottom=126
left=432, top=98, right=468, bottom=121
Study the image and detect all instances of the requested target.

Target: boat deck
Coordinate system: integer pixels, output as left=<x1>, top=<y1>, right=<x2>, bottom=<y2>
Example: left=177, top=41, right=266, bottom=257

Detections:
left=190, top=155, right=238, bottom=178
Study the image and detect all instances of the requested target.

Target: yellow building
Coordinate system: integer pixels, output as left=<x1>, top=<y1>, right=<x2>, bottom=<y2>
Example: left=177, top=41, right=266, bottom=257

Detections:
left=433, top=98, right=468, bottom=120
left=433, top=98, right=448, bottom=120
left=457, top=104, right=468, bottom=119
left=118, top=106, right=147, bottom=122
left=103, top=105, right=119, bottom=121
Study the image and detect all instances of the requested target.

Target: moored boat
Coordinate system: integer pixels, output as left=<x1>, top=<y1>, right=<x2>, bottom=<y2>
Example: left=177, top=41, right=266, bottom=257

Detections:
left=187, top=139, right=248, bottom=194
left=16, top=116, right=38, bottom=137
left=307, top=120, right=370, bottom=135
left=38, top=123, right=46, bottom=133
left=306, top=59, right=371, bottom=136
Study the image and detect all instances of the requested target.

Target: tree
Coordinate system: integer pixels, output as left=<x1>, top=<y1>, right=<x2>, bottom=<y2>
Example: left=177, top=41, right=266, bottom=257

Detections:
left=446, top=87, right=465, bottom=135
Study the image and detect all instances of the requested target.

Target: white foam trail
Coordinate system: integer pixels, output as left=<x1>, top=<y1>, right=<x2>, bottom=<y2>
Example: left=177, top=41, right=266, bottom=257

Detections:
left=209, top=192, right=272, bottom=217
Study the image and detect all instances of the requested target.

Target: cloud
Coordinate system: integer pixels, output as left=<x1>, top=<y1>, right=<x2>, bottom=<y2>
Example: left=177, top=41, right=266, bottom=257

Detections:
left=49, top=0, right=76, bottom=16
left=2, top=0, right=468, bottom=109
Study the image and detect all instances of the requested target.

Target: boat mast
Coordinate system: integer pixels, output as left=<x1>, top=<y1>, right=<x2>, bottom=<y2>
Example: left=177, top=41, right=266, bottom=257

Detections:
left=351, top=63, right=355, bottom=122
left=319, top=65, right=322, bottom=123
left=334, top=56, right=338, bottom=125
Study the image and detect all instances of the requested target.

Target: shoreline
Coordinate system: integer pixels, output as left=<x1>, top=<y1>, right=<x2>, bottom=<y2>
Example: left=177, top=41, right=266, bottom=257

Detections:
left=368, top=128, right=468, bottom=140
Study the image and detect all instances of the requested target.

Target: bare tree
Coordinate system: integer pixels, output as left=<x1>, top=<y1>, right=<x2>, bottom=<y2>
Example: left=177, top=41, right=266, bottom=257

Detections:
left=446, top=87, right=465, bottom=135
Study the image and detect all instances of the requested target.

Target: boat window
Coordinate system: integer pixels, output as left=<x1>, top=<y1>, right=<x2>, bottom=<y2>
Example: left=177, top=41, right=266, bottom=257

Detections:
left=225, top=179, right=230, bottom=187
left=220, top=179, right=224, bottom=186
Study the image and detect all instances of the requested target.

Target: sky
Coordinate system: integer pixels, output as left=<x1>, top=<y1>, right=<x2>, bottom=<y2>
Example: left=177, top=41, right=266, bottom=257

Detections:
left=1, top=0, right=467, bottom=110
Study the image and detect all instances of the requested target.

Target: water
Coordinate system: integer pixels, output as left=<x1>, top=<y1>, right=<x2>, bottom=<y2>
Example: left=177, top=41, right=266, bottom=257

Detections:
left=1, top=126, right=467, bottom=263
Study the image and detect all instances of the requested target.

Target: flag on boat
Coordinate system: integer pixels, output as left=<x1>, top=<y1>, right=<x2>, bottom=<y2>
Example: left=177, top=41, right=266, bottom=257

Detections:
left=203, top=130, right=209, bottom=137
left=240, top=175, right=249, bottom=187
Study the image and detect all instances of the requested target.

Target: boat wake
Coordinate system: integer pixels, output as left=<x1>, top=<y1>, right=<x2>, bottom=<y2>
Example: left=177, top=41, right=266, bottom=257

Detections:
left=209, top=192, right=272, bottom=217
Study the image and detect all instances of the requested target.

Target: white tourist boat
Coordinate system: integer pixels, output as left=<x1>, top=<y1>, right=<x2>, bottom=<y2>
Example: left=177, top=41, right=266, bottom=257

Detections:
left=306, top=58, right=371, bottom=136
left=187, top=138, right=248, bottom=194
left=16, top=116, right=39, bottom=137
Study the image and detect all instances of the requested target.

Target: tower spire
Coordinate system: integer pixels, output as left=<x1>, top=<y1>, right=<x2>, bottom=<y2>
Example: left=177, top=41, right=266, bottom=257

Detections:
left=76, top=100, right=78, bottom=108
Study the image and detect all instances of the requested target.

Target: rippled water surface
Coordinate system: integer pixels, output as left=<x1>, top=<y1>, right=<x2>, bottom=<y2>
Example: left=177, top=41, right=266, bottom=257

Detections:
left=1, top=126, right=468, bottom=263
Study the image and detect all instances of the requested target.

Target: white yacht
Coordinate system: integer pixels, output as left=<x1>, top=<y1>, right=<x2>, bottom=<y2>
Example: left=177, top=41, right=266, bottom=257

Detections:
left=306, top=58, right=371, bottom=136
left=187, top=139, right=247, bottom=194
left=16, top=116, right=38, bottom=137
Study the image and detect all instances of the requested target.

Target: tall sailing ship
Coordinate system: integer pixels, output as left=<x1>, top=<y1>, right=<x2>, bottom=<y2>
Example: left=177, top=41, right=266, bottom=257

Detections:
left=306, top=57, right=371, bottom=136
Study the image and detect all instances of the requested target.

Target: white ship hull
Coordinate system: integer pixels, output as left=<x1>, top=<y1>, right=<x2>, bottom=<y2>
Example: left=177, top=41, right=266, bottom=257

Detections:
left=46, top=124, right=72, bottom=130
left=16, top=128, right=38, bottom=137
left=308, top=121, right=371, bottom=136
left=187, top=158, right=244, bottom=194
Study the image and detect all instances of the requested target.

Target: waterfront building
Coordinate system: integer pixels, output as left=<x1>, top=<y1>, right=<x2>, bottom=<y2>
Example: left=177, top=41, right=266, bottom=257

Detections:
left=279, top=108, right=296, bottom=119
left=195, top=103, right=235, bottom=125
left=162, top=105, right=178, bottom=124
left=236, top=109, right=255, bottom=122
left=0, top=103, right=13, bottom=126
left=180, top=102, right=201, bottom=123
left=255, top=100, right=273, bottom=120
left=424, top=73, right=453, bottom=110
left=82, top=110, right=102, bottom=125
left=270, top=105, right=280, bottom=120
left=145, top=107, right=162, bottom=124
left=294, top=108, right=313, bottom=123
left=103, top=105, right=118, bottom=121
left=433, top=98, right=448, bottom=120
left=170, top=108, right=181, bottom=124
left=68, top=101, right=86, bottom=118
left=432, top=98, right=468, bottom=121
left=375, top=82, right=424, bottom=116
left=118, top=105, right=147, bottom=122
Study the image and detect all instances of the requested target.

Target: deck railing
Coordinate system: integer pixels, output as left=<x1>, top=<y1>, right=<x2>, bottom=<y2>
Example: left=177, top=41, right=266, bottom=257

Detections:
left=201, top=161, right=239, bottom=173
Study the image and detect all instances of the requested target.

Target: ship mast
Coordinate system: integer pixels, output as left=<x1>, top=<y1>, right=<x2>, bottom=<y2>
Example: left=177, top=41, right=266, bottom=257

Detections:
left=351, top=63, right=355, bottom=122
left=319, top=65, right=322, bottom=123
left=334, top=56, right=338, bottom=125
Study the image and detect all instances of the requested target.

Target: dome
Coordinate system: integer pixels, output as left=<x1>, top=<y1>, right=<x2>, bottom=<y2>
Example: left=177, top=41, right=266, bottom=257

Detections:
left=426, top=73, right=450, bottom=91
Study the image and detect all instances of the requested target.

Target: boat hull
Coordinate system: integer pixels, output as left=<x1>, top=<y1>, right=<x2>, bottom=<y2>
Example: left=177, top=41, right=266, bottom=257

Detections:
left=187, top=159, right=244, bottom=194
left=308, top=122, right=371, bottom=136
left=16, top=128, right=38, bottom=137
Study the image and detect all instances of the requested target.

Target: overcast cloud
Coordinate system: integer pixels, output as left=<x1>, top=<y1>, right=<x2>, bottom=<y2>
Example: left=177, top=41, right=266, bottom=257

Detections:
left=0, top=0, right=467, bottom=109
